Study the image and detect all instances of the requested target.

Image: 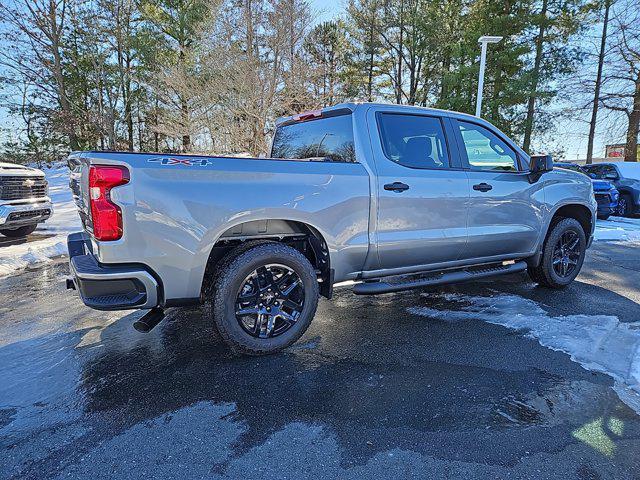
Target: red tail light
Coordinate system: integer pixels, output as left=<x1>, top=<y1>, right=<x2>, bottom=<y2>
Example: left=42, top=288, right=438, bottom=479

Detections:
left=88, top=165, right=130, bottom=241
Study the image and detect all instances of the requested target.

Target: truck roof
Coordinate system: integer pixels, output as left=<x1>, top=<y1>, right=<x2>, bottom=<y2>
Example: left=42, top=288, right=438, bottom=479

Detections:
left=275, top=102, right=482, bottom=126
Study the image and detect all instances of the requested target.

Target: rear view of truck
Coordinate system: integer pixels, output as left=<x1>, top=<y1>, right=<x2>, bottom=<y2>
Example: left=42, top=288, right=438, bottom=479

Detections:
left=67, top=155, right=160, bottom=311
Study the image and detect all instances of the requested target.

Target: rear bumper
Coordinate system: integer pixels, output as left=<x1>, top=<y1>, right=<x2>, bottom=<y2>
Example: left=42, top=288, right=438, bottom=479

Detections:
left=67, top=232, right=160, bottom=311
left=0, top=200, right=52, bottom=228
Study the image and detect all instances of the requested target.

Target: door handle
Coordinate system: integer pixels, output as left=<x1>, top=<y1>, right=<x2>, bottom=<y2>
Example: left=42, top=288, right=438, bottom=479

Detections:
left=473, top=183, right=493, bottom=192
left=384, top=182, right=410, bottom=192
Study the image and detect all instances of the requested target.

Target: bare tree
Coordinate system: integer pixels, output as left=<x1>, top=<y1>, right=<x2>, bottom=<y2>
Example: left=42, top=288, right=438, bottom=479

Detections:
left=600, top=0, right=640, bottom=162
left=0, top=0, right=80, bottom=150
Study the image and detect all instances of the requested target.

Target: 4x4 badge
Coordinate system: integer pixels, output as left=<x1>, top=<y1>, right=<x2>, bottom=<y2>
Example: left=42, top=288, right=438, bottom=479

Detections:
left=147, top=157, right=213, bottom=166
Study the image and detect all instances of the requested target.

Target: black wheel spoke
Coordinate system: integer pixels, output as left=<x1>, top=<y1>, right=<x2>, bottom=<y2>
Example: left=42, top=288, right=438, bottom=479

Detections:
left=236, top=306, right=259, bottom=316
left=567, top=237, right=579, bottom=250
left=258, top=266, right=275, bottom=288
left=283, top=298, right=303, bottom=310
left=281, top=278, right=301, bottom=297
left=278, top=311, right=298, bottom=326
left=254, top=313, right=268, bottom=338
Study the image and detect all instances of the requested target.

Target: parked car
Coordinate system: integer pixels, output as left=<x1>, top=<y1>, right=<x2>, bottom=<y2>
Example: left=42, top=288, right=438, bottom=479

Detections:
left=0, top=162, right=52, bottom=238
left=582, top=162, right=640, bottom=217
left=556, top=162, right=619, bottom=220
left=66, top=103, right=597, bottom=354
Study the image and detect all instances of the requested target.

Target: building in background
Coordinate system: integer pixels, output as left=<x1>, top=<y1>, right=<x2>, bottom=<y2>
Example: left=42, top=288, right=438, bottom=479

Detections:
left=606, top=144, right=640, bottom=159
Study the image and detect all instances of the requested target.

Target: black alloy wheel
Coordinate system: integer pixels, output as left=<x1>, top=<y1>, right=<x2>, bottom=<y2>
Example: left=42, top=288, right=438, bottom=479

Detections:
left=235, top=264, right=305, bottom=339
left=551, top=230, right=581, bottom=278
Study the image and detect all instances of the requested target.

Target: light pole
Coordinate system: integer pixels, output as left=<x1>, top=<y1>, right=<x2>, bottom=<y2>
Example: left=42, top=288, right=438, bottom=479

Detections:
left=475, top=35, right=503, bottom=117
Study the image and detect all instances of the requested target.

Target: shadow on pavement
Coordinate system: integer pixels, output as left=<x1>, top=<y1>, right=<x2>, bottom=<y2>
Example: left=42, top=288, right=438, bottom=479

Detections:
left=0, top=233, right=55, bottom=248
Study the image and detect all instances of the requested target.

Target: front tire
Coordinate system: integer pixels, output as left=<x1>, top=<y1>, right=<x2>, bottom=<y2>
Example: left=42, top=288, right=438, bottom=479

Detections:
left=205, top=242, right=319, bottom=355
left=617, top=193, right=633, bottom=217
left=527, top=218, right=586, bottom=289
left=0, top=224, right=37, bottom=238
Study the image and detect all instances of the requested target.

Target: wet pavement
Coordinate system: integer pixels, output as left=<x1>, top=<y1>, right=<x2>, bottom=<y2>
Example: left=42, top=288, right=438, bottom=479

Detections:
left=1, top=243, right=640, bottom=479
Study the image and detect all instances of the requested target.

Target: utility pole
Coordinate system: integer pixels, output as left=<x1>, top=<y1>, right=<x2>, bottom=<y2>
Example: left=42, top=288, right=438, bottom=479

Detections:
left=476, top=36, right=503, bottom=117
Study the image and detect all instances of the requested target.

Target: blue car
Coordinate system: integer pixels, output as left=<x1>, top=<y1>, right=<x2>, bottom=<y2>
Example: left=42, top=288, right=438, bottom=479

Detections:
left=556, top=163, right=619, bottom=220
left=582, top=162, right=640, bottom=217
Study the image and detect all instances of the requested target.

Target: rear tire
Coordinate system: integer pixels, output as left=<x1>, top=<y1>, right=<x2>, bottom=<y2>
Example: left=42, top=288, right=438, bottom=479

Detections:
left=0, top=224, right=37, bottom=238
left=597, top=213, right=610, bottom=221
left=204, top=242, right=319, bottom=355
left=527, top=218, right=586, bottom=289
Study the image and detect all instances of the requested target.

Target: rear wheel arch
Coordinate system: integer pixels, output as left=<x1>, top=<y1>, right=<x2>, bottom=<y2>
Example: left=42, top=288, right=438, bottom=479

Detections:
left=200, top=219, right=332, bottom=299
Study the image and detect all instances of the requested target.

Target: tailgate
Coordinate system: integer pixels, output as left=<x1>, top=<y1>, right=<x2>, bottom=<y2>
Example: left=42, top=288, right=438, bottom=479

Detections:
left=67, top=153, right=91, bottom=232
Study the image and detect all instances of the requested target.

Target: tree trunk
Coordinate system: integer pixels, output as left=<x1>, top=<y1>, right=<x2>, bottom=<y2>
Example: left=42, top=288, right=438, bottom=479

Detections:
left=624, top=74, right=640, bottom=162
left=181, top=97, right=190, bottom=152
left=124, top=57, right=134, bottom=151
left=396, top=0, right=404, bottom=104
left=47, top=2, right=79, bottom=150
left=367, top=15, right=375, bottom=101
left=522, top=0, right=548, bottom=153
left=586, top=0, right=611, bottom=164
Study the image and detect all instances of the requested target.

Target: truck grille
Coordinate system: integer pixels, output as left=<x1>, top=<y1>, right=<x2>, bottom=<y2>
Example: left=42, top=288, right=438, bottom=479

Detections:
left=6, top=209, right=51, bottom=222
left=0, top=176, right=47, bottom=201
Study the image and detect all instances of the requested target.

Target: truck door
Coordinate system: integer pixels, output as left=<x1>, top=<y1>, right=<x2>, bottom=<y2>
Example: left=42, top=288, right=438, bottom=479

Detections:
left=367, top=108, right=469, bottom=272
left=452, top=118, right=544, bottom=260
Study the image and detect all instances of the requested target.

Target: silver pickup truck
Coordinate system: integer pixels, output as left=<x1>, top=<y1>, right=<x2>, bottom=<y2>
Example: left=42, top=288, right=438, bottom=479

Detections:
left=67, top=103, right=597, bottom=354
left=0, top=162, right=52, bottom=237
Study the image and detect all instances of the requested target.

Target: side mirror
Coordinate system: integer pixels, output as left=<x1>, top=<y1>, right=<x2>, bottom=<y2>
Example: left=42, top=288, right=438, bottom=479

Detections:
left=528, top=154, right=553, bottom=183
left=529, top=154, right=554, bottom=174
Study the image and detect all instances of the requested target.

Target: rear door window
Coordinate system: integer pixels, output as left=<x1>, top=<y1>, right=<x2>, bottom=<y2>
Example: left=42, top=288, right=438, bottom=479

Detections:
left=271, top=112, right=356, bottom=163
left=377, top=113, right=450, bottom=169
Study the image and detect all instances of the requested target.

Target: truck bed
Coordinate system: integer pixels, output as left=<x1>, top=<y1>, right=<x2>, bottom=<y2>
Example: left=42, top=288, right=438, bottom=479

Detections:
left=68, top=151, right=371, bottom=302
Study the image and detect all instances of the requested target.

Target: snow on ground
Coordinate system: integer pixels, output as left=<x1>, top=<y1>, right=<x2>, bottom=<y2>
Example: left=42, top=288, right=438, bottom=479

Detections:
left=0, top=164, right=80, bottom=278
left=593, top=216, right=640, bottom=243
left=408, top=293, right=640, bottom=414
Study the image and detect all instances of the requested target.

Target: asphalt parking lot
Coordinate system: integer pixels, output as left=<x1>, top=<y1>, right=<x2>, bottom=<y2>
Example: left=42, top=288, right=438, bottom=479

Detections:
left=1, top=242, right=640, bottom=480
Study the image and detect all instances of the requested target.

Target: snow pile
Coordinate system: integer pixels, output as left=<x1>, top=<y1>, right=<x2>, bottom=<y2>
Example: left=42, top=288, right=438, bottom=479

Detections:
left=0, top=164, right=81, bottom=278
left=594, top=216, right=640, bottom=243
left=408, top=293, right=640, bottom=414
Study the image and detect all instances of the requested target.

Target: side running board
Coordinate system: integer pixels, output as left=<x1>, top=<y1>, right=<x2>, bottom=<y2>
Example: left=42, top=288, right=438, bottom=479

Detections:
left=353, top=261, right=527, bottom=295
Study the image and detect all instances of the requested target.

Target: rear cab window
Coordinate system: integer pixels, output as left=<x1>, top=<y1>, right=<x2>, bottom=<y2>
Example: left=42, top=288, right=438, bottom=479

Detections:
left=271, top=110, right=356, bottom=163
